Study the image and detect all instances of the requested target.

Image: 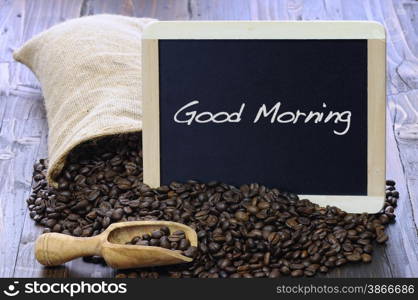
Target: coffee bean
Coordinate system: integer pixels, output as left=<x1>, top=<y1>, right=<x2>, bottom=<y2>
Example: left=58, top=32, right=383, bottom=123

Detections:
left=151, top=230, right=163, bottom=239
left=376, top=233, right=388, bottom=244
left=149, top=239, right=160, bottom=246
left=160, top=226, right=170, bottom=235
left=280, top=266, right=290, bottom=275
left=136, top=240, right=149, bottom=246
left=131, top=236, right=140, bottom=244
left=290, top=263, right=305, bottom=270
left=208, top=242, right=221, bottom=253
left=290, top=270, right=304, bottom=277
left=142, top=234, right=151, bottom=241
left=346, top=253, right=362, bottom=262
left=111, top=208, right=123, bottom=220
left=361, top=253, right=372, bottom=263
left=26, top=133, right=399, bottom=278
left=183, top=246, right=198, bottom=258
left=285, top=217, right=299, bottom=229
left=179, top=238, right=190, bottom=251
left=363, top=244, right=373, bottom=254
left=335, top=258, right=347, bottom=267
left=319, top=266, right=328, bottom=273
left=168, top=235, right=181, bottom=242
left=386, top=180, right=395, bottom=186
left=235, top=211, right=249, bottom=222
left=160, top=236, right=171, bottom=249
left=87, top=190, right=100, bottom=202
left=172, top=230, right=185, bottom=238
left=269, top=269, right=280, bottom=278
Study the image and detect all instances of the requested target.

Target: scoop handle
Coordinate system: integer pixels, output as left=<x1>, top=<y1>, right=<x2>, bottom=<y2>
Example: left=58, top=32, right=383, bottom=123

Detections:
left=35, top=233, right=102, bottom=266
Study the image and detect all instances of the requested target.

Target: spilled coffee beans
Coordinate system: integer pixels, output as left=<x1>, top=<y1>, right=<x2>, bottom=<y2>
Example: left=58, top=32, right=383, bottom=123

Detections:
left=27, top=133, right=399, bottom=278
left=124, top=227, right=197, bottom=258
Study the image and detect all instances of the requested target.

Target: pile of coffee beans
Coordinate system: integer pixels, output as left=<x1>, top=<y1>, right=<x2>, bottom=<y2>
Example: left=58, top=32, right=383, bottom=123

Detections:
left=124, top=227, right=198, bottom=258
left=26, top=133, right=399, bottom=278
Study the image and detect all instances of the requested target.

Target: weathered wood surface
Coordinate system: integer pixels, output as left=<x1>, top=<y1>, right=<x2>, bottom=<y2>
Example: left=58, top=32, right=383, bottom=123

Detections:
left=0, top=0, right=417, bottom=278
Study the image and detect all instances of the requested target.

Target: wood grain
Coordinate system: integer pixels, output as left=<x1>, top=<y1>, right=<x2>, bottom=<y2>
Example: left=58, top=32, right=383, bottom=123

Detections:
left=0, top=0, right=115, bottom=278
left=142, top=39, right=161, bottom=188
left=0, top=0, right=417, bottom=277
left=0, top=0, right=80, bottom=277
left=81, top=0, right=190, bottom=20
left=367, top=38, right=386, bottom=199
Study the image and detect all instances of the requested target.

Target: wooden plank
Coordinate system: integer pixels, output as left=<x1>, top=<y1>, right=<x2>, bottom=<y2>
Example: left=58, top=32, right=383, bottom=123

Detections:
left=80, top=0, right=136, bottom=16
left=300, top=0, right=329, bottom=20
left=12, top=0, right=115, bottom=278
left=189, top=0, right=252, bottom=20
left=390, top=0, right=418, bottom=230
left=248, top=0, right=295, bottom=20
left=0, top=0, right=44, bottom=278
left=403, top=1, right=418, bottom=40
left=0, top=4, right=50, bottom=278
left=398, top=1, right=418, bottom=59
left=134, top=0, right=189, bottom=20
left=370, top=0, right=418, bottom=231
left=82, top=0, right=189, bottom=20
left=0, top=91, right=47, bottom=277
left=1, top=0, right=84, bottom=278
left=390, top=90, right=418, bottom=231
left=383, top=106, right=418, bottom=277
left=340, top=0, right=368, bottom=20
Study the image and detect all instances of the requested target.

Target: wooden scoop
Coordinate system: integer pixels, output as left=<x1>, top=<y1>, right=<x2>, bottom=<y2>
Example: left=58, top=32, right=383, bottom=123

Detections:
left=35, top=221, right=198, bottom=269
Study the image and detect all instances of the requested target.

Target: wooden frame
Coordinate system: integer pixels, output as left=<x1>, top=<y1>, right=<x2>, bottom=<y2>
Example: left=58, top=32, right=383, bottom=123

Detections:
left=142, top=21, right=386, bottom=213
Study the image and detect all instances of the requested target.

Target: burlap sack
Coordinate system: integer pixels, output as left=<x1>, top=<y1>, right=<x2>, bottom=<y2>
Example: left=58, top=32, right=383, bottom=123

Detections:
left=13, top=15, right=156, bottom=187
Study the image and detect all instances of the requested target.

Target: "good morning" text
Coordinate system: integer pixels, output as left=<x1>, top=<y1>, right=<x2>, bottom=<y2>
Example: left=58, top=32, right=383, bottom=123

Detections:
left=173, top=100, right=352, bottom=135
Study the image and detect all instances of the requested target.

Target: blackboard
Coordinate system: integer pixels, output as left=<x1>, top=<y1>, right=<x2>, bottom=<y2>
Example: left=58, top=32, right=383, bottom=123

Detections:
left=142, top=21, right=386, bottom=213
left=159, top=39, right=367, bottom=195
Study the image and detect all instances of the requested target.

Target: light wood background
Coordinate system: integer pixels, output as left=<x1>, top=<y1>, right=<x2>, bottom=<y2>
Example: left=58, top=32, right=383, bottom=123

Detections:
left=0, top=0, right=417, bottom=278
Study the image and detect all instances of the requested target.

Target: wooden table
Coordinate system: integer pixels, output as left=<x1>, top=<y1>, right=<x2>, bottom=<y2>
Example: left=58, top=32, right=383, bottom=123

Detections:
left=0, top=0, right=417, bottom=278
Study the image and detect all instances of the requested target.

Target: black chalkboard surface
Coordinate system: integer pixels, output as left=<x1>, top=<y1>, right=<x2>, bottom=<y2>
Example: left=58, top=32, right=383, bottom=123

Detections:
left=142, top=21, right=386, bottom=213
left=159, top=39, right=367, bottom=195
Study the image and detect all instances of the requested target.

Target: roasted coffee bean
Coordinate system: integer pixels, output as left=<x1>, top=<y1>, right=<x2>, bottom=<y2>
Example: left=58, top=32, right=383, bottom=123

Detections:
left=136, top=240, right=149, bottom=246
left=319, top=266, right=329, bottom=273
left=160, top=226, right=170, bottom=235
left=376, top=233, right=389, bottom=244
left=183, top=246, right=198, bottom=258
left=142, top=234, right=151, bottom=241
left=235, top=211, right=249, bottom=222
left=290, top=270, right=304, bottom=277
left=346, top=253, right=362, bottom=262
left=179, top=238, right=190, bottom=251
left=335, top=258, right=347, bottom=267
left=280, top=266, right=290, bottom=275
left=361, top=253, right=372, bottom=263
left=268, top=268, right=280, bottom=278
left=151, top=230, right=163, bottom=239
left=26, top=133, right=399, bottom=278
left=363, top=244, right=373, bottom=254
left=168, top=235, right=181, bottom=242
left=149, top=239, right=160, bottom=246
left=159, top=236, right=171, bottom=249
left=124, top=227, right=194, bottom=257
